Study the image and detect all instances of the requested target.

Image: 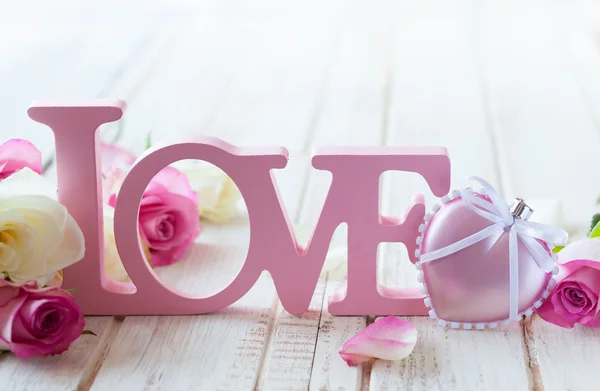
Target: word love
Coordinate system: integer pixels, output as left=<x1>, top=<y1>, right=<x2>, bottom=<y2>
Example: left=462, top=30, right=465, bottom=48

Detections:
left=30, top=99, right=451, bottom=316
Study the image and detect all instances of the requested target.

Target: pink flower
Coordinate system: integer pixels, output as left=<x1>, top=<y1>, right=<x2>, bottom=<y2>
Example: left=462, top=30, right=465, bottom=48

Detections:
left=339, top=316, right=417, bottom=366
left=536, top=238, right=600, bottom=328
left=99, top=141, right=136, bottom=174
left=0, top=139, right=42, bottom=180
left=109, top=166, right=201, bottom=266
left=0, top=286, right=85, bottom=358
left=101, top=142, right=202, bottom=266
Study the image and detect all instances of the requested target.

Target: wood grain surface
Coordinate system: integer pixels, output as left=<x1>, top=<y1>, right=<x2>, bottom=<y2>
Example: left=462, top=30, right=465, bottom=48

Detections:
left=0, top=0, right=598, bottom=390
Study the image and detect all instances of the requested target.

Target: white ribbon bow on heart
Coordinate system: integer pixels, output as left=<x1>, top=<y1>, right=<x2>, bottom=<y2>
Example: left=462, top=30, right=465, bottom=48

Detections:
left=419, top=176, right=569, bottom=321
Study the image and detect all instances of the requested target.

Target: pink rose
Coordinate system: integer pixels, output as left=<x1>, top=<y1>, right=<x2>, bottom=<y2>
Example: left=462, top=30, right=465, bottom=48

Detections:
left=536, top=238, right=600, bottom=328
left=0, top=286, right=85, bottom=358
left=339, top=316, right=417, bottom=366
left=0, top=139, right=42, bottom=180
left=109, top=166, right=201, bottom=266
left=99, top=141, right=136, bottom=174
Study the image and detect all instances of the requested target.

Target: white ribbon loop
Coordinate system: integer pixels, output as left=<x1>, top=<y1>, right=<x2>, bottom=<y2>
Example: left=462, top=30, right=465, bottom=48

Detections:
left=420, top=176, right=568, bottom=322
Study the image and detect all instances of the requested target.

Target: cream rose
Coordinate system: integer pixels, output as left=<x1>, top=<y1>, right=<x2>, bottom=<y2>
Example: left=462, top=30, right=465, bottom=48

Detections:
left=0, top=168, right=85, bottom=286
left=102, top=205, right=152, bottom=282
left=171, top=161, right=242, bottom=223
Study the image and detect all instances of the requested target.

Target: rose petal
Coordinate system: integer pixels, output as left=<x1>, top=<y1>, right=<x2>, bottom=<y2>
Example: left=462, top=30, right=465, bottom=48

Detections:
left=102, top=205, right=152, bottom=282
left=0, top=337, right=9, bottom=350
left=0, top=169, right=85, bottom=286
left=0, top=167, right=56, bottom=200
left=1, top=288, right=85, bottom=358
left=103, top=168, right=127, bottom=203
left=0, top=286, right=20, bottom=308
left=147, top=166, right=197, bottom=203
left=0, top=288, right=27, bottom=345
left=339, top=316, right=417, bottom=366
left=104, top=163, right=200, bottom=268
left=551, top=283, right=587, bottom=323
left=99, top=142, right=136, bottom=174
left=561, top=284, right=594, bottom=315
left=0, top=277, right=61, bottom=293
left=107, top=166, right=198, bottom=211
left=171, top=160, right=241, bottom=223
left=581, top=306, right=600, bottom=327
left=557, top=238, right=600, bottom=267
left=137, top=187, right=201, bottom=267
left=535, top=241, right=600, bottom=328
left=1, top=195, right=84, bottom=286
left=44, top=213, right=85, bottom=285
left=563, top=268, right=600, bottom=301
left=0, top=139, right=42, bottom=179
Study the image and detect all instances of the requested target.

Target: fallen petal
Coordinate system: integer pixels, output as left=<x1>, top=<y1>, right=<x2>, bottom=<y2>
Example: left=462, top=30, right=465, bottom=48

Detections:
left=339, top=316, right=417, bottom=366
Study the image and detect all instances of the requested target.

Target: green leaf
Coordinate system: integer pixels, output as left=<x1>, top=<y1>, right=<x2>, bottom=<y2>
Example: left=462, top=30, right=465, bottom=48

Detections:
left=590, top=220, right=600, bottom=239
left=552, top=245, right=565, bottom=253
left=82, top=330, right=97, bottom=337
left=145, top=132, right=152, bottom=150
left=591, top=214, right=600, bottom=235
left=0, top=350, right=9, bottom=356
left=597, top=196, right=600, bottom=205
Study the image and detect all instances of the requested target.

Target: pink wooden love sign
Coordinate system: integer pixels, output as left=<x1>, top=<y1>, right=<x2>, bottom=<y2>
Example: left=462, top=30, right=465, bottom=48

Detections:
left=29, top=99, right=451, bottom=317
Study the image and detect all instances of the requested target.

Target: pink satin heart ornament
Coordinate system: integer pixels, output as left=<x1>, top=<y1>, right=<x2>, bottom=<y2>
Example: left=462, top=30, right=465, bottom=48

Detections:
left=414, top=178, right=568, bottom=330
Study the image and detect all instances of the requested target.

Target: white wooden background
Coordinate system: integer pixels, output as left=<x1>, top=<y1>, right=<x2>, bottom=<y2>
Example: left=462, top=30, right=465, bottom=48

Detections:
left=1, top=0, right=600, bottom=389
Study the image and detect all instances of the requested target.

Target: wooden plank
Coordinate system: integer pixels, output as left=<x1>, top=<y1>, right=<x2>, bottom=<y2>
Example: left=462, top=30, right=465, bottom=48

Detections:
left=254, top=165, right=331, bottom=390
left=0, top=1, right=178, bottom=164
left=39, top=19, right=185, bottom=182
left=90, top=160, right=308, bottom=390
left=0, top=4, right=186, bottom=391
left=114, top=0, right=340, bottom=154
left=7, top=2, right=598, bottom=390
left=523, top=317, right=600, bottom=391
left=372, top=319, right=527, bottom=391
left=0, top=317, right=115, bottom=391
left=475, top=0, right=600, bottom=228
left=90, top=3, right=334, bottom=389
left=257, top=11, right=394, bottom=390
left=306, top=13, right=402, bottom=391
left=255, top=277, right=328, bottom=390
left=92, top=160, right=308, bottom=391
left=369, top=1, right=532, bottom=389
left=90, top=282, right=279, bottom=391
left=309, top=281, right=367, bottom=391
left=476, top=1, right=600, bottom=390
left=210, top=2, right=341, bottom=150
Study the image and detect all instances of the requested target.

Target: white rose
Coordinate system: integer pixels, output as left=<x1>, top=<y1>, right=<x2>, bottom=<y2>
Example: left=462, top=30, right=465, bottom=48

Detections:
left=322, top=246, right=348, bottom=280
left=102, top=206, right=128, bottom=282
left=172, top=160, right=242, bottom=223
left=293, top=224, right=348, bottom=280
left=0, top=168, right=85, bottom=286
left=102, top=205, right=152, bottom=282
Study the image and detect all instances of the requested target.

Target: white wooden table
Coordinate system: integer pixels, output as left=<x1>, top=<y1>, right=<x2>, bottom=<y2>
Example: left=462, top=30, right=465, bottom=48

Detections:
left=2, top=0, right=600, bottom=389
